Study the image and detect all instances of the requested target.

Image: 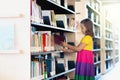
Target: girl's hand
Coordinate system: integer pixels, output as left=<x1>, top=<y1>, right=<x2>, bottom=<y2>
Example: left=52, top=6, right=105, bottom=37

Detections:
left=61, top=41, right=67, bottom=47
left=61, top=48, right=67, bottom=52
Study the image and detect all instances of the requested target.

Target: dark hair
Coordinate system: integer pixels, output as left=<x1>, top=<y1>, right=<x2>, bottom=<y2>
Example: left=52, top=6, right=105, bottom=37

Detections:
left=80, top=18, right=94, bottom=37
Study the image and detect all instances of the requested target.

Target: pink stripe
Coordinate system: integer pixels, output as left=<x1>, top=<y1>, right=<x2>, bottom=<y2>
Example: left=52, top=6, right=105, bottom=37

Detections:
left=76, top=50, right=94, bottom=64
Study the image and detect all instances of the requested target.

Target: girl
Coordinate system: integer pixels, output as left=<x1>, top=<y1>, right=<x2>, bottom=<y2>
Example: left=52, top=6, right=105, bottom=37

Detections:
left=61, top=18, right=95, bottom=80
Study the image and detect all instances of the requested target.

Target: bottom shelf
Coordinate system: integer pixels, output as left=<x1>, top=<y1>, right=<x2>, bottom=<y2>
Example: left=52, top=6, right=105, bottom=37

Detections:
left=31, top=68, right=75, bottom=80
left=105, top=66, right=113, bottom=73
left=47, top=68, right=75, bottom=80
left=31, top=75, right=44, bottom=80
left=95, top=73, right=101, bottom=80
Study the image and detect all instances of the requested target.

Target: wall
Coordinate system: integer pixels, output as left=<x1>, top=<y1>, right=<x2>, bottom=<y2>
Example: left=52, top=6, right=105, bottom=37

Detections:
left=0, top=0, right=30, bottom=80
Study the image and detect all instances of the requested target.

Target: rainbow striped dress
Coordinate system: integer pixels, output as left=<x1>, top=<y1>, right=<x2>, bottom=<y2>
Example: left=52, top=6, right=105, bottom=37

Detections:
left=75, top=35, right=95, bottom=80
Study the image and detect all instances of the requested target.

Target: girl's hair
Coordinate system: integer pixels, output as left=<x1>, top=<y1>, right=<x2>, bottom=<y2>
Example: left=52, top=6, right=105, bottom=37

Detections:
left=80, top=18, right=94, bottom=37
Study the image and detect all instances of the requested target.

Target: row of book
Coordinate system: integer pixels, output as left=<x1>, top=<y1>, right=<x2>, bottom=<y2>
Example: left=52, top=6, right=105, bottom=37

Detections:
left=52, top=0, right=67, bottom=8
left=105, top=31, right=112, bottom=39
left=31, top=58, right=45, bottom=77
left=31, top=55, right=75, bottom=78
left=31, top=30, right=53, bottom=52
left=105, top=41, right=113, bottom=49
left=94, top=25, right=100, bottom=37
left=115, top=43, right=119, bottom=49
left=106, top=51, right=112, bottom=59
left=51, top=0, right=75, bottom=11
left=105, top=21, right=112, bottom=29
left=94, top=52, right=101, bottom=63
left=87, top=0, right=100, bottom=12
left=31, top=29, right=67, bottom=52
left=31, top=0, right=76, bottom=30
left=31, top=54, right=55, bottom=78
left=105, top=60, right=113, bottom=69
left=88, top=10, right=100, bottom=24
left=95, top=64, right=101, bottom=75
left=115, top=49, right=119, bottom=55
left=115, top=57, right=119, bottom=63
left=93, top=40, right=100, bottom=49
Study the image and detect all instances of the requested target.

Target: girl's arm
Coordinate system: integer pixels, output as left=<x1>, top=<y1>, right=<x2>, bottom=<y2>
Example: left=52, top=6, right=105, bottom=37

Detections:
left=61, top=42, right=86, bottom=52
left=62, top=48, right=76, bottom=53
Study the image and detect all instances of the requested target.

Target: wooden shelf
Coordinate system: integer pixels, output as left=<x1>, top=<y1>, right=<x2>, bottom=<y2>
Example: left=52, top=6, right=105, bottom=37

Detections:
left=30, top=47, right=42, bottom=52
left=93, top=22, right=101, bottom=27
left=31, top=22, right=76, bottom=33
left=115, top=55, right=119, bottom=58
left=105, top=48, right=113, bottom=51
left=105, top=66, right=113, bottom=73
left=31, top=75, right=44, bottom=80
left=105, top=28, right=112, bottom=32
left=105, top=38, right=113, bottom=41
left=94, top=61, right=101, bottom=65
left=31, top=50, right=63, bottom=55
left=94, top=36, right=101, bottom=39
left=95, top=73, right=101, bottom=80
left=115, top=40, right=119, bottom=43
left=31, top=68, right=75, bottom=80
left=37, top=0, right=75, bottom=14
left=93, top=49, right=101, bottom=52
left=106, top=58, right=113, bottom=61
left=47, top=68, right=75, bottom=80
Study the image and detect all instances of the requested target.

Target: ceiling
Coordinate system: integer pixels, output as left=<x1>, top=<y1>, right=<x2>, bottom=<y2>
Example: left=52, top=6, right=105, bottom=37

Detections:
left=100, top=0, right=120, bottom=5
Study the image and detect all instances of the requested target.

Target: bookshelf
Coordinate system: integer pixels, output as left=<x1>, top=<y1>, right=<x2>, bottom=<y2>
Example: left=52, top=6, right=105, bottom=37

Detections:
left=87, top=0, right=102, bottom=79
left=31, top=0, right=76, bottom=80
left=75, top=0, right=102, bottom=78
left=0, top=0, right=119, bottom=80
left=31, top=22, right=76, bottom=32
left=104, top=18, right=114, bottom=72
left=47, top=68, right=75, bottom=80
left=100, top=5, right=119, bottom=75
left=113, top=27, right=119, bottom=64
left=37, top=0, right=75, bottom=14
left=75, top=0, right=118, bottom=79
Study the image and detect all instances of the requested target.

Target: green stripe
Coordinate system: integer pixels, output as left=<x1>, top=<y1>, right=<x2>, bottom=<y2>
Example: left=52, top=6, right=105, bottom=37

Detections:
left=75, top=75, right=95, bottom=80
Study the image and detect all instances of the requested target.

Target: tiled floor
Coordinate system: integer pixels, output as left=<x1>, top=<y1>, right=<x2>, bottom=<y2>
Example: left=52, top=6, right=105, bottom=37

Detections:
left=98, top=62, right=120, bottom=80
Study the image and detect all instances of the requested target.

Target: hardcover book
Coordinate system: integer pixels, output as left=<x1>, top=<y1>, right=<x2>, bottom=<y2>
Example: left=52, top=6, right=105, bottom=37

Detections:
left=54, top=34, right=65, bottom=45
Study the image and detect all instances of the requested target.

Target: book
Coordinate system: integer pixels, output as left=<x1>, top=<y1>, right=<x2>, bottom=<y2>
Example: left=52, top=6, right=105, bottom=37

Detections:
left=56, top=63, right=65, bottom=74
left=67, top=42, right=75, bottom=46
left=32, top=31, right=53, bottom=52
left=43, top=16, right=51, bottom=25
left=56, top=20, right=65, bottom=28
left=31, top=58, right=41, bottom=77
left=67, top=14, right=76, bottom=30
left=56, top=14, right=68, bottom=29
left=46, top=54, right=52, bottom=77
left=32, top=0, right=42, bottom=23
left=54, top=34, right=65, bottom=45
left=68, top=5, right=75, bottom=11
left=40, top=31, right=51, bottom=52
left=68, top=60, right=75, bottom=70
left=60, top=0, right=67, bottom=8
left=42, top=10, right=56, bottom=26
left=42, top=10, right=52, bottom=25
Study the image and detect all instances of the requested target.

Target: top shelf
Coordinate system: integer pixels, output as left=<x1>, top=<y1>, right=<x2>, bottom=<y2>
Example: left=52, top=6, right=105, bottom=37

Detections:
left=31, top=22, right=76, bottom=32
left=37, top=0, right=75, bottom=14
left=86, top=4, right=100, bottom=15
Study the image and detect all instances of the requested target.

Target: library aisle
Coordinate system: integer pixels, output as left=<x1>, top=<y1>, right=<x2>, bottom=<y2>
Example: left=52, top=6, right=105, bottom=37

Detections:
left=98, top=62, right=120, bottom=80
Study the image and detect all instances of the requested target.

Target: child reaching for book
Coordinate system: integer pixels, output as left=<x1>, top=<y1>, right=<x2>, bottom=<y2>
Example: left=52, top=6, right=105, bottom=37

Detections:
left=61, top=18, right=95, bottom=80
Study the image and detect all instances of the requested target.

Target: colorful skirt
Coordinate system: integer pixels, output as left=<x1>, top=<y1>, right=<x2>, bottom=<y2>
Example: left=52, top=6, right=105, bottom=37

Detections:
left=75, top=50, right=95, bottom=80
